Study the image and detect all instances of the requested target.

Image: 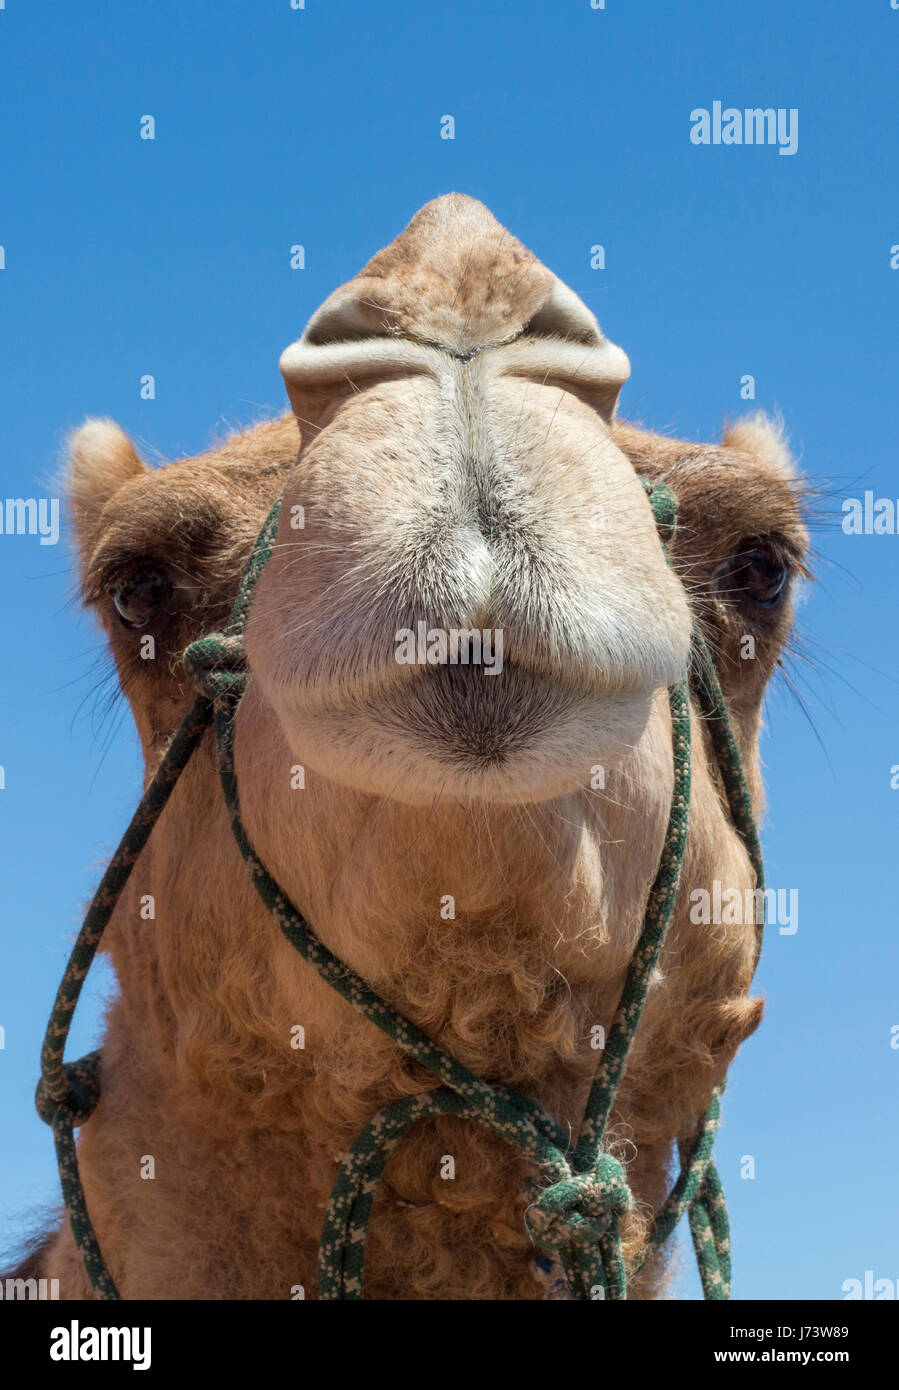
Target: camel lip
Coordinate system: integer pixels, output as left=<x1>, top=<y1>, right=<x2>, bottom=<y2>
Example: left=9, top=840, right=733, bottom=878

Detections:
left=256, top=653, right=683, bottom=726
left=249, top=668, right=662, bottom=806
left=251, top=657, right=673, bottom=805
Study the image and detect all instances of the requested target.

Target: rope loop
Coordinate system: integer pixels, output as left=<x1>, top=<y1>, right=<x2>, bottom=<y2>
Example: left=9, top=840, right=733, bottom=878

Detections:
left=35, top=1051, right=102, bottom=1127
left=183, top=632, right=248, bottom=700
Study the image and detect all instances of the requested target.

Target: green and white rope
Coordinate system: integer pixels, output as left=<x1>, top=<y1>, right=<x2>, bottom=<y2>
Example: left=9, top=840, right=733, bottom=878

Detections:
left=35, top=479, right=765, bottom=1301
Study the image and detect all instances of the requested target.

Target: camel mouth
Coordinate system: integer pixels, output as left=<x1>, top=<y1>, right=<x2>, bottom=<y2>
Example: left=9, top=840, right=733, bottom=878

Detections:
left=259, top=659, right=667, bottom=805
left=371, top=661, right=567, bottom=768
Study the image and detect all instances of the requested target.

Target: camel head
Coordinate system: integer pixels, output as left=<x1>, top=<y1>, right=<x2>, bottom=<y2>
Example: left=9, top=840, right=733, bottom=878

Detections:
left=55, top=195, right=810, bottom=1300
left=69, top=194, right=807, bottom=814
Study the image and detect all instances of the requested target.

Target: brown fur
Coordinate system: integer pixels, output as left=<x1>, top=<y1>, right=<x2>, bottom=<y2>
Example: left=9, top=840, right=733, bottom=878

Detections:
left=17, top=196, right=808, bottom=1299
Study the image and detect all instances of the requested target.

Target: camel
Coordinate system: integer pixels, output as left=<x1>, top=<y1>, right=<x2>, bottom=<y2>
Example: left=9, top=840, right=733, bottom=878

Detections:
left=14, top=194, right=808, bottom=1299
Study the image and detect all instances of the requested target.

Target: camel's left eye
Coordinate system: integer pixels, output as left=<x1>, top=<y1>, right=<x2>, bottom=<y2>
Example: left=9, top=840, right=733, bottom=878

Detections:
left=112, top=565, right=171, bottom=628
left=726, top=546, right=789, bottom=608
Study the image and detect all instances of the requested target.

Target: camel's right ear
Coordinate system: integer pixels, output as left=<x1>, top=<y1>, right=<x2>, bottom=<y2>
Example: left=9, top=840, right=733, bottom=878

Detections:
left=67, top=418, right=146, bottom=558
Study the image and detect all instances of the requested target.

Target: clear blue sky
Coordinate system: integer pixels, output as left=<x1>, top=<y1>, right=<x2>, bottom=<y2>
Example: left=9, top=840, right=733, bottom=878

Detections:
left=1, top=0, right=897, bottom=1299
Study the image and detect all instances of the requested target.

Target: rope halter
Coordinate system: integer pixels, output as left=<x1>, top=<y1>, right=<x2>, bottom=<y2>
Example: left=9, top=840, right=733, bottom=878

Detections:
left=35, top=477, right=766, bottom=1302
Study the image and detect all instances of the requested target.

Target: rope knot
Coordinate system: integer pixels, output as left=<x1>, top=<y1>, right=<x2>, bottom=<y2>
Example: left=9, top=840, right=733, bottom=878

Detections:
left=528, top=1155, right=632, bottom=1255
left=183, top=632, right=248, bottom=701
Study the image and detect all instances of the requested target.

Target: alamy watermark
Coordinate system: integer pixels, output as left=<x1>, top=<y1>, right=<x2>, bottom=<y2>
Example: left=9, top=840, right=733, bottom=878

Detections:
left=689, top=881, right=798, bottom=935
left=0, top=1276, right=59, bottom=1299
left=1, top=497, right=59, bottom=545
left=842, top=1271, right=898, bottom=1300
left=395, top=622, right=503, bottom=675
left=690, top=103, right=799, bottom=156
left=841, top=492, right=899, bottom=534
left=50, top=1321, right=151, bottom=1370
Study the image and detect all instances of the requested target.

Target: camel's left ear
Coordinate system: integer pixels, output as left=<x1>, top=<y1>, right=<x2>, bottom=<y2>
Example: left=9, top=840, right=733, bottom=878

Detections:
left=723, top=412, right=795, bottom=478
left=66, top=418, right=146, bottom=559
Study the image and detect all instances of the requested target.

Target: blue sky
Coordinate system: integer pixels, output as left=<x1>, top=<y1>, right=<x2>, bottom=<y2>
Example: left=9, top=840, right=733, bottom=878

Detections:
left=1, top=0, right=897, bottom=1299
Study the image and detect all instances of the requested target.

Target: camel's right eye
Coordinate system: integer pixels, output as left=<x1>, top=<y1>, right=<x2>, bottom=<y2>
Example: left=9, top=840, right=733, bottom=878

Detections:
left=111, top=565, right=171, bottom=629
left=722, top=544, right=789, bottom=609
